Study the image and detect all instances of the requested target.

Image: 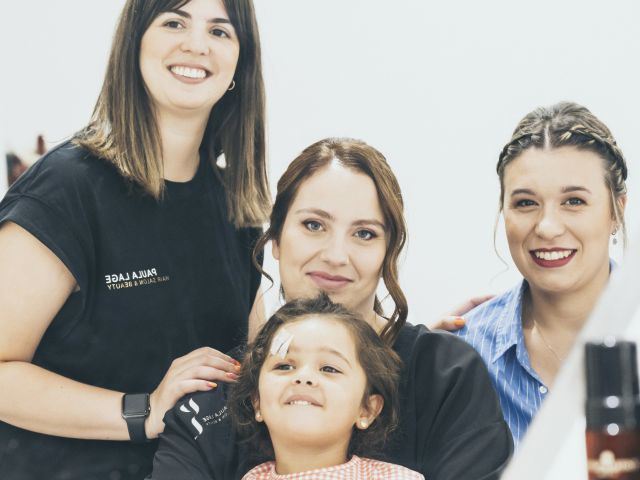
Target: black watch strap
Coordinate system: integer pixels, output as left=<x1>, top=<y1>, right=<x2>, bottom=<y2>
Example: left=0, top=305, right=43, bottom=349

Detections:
left=122, top=393, right=150, bottom=443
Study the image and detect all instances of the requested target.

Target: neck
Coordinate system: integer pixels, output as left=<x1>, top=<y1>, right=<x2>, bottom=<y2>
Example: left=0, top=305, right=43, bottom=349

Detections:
left=156, top=109, right=209, bottom=182
left=271, top=437, right=349, bottom=474
left=523, top=262, right=610, bottom=384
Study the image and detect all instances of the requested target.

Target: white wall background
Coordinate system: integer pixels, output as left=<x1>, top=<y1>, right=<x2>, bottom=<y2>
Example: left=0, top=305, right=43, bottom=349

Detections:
left=2, top=0, right=638, bottom=324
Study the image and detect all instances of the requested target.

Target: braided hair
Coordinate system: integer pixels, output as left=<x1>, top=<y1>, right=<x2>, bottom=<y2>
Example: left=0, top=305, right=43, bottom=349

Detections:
left=496, top=102, right=628, bottom=245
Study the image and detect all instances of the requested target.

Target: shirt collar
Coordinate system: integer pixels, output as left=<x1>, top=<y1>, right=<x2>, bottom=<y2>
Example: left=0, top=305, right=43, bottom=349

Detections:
left=492, top=280, right=528, bottom=363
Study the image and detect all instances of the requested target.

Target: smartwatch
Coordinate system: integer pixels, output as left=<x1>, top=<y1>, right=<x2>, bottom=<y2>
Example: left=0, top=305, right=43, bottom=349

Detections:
left=121, top=393, right=150, bottom=443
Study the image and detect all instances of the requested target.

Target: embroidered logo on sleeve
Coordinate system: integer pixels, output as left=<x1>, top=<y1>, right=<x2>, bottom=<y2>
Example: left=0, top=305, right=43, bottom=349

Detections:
left=104, top=267, right=170, bottom=291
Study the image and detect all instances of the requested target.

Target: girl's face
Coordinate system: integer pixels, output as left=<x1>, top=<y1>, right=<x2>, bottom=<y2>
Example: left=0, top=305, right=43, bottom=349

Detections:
left=502, top=146, right=622, bottom=295
left=273, top=162, right=387, bottom=323
left=139, top=0, right=239, bottom=118
left=256, top=316, right=381, bottom=452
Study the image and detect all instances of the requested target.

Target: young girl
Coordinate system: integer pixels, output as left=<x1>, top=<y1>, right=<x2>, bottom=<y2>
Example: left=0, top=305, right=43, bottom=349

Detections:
left=230, top=294, right=424, bottom=479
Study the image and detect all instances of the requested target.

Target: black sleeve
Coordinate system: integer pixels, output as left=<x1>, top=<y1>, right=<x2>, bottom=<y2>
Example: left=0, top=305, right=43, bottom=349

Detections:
left=0, top=143, right=94, bottom=292
left=411, top=330, right=514, bottom=480
left=150, top=387, right=239, bottom=480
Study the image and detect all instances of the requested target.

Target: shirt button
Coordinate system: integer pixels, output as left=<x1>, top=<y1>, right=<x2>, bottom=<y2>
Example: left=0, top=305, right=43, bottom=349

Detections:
left=539, top=386, right=548, bottom=394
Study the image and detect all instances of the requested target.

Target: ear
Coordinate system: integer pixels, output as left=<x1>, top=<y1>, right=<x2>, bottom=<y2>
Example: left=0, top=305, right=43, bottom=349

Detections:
left=252, top=397, right=263, bottom=423
left=356, top=394, right=384, bottom=430
left=612, top=194, right=627, bottom=233
left=271, top=239, right=280, bottom=261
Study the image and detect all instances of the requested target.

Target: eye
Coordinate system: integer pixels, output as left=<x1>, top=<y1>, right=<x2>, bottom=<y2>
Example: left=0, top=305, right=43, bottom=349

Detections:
left=273, top=363, right=294, bottom=371
left=354, top=229, right=377, bottom=241
left=302, top=220, right=324, bottom=232
left=210, top=27, right=231, bottom=38
left=514, top=199, right=537, bottom=208
left=320, top=365, right=342, bottom=374
left=563, top=197, right=586, bottom=206
left=163, top=20, right=185, bottom=29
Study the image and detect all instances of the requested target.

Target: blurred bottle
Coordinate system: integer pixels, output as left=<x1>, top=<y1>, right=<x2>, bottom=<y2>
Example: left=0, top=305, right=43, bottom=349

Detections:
left=585, top=339, right=640, bottom=479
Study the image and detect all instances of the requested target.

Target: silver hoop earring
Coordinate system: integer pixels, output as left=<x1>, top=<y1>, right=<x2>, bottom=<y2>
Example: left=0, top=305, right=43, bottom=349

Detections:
left=227, top=80, right=236, bottom=91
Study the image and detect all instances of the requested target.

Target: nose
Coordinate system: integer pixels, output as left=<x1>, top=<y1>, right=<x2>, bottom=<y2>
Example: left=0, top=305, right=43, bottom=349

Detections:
left=180, top=27, right=209, bottom=56
left=292, top=366, right=317, bottom=387
left=535, top=206, right=565, bottom=239
left=319, top=234, right=349, bottom=266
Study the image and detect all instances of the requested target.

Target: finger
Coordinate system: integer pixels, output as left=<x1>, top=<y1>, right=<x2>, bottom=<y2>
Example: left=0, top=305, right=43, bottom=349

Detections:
left=468, top=294, right=495, bottom=307
left=171, top=347, right=240, bottom=369
left=173, top=353, right=241, bottom=378
left=433, top=316, right=466, bottom=331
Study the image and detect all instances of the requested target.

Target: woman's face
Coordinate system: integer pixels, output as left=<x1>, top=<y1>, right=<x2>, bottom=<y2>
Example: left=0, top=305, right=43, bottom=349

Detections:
left=139, top=0, right=239, bottom=118
left=502, top=146, right=619, bottom=295
left=273, top=162, right=387, bottom=323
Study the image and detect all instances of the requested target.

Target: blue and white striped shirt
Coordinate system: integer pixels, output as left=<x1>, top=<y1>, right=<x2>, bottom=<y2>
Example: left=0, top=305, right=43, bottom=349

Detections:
left=454, top=280, right=547, bottom=446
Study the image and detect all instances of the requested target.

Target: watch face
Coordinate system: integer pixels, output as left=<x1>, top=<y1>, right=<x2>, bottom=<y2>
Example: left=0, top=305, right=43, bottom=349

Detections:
left=123, top=394, right=149, bottom=417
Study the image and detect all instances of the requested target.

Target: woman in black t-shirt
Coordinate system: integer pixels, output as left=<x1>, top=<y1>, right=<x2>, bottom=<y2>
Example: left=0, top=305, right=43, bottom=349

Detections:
left=151, top=138, right=513, bottom=480
left=0, top=1, right=269, bottom=478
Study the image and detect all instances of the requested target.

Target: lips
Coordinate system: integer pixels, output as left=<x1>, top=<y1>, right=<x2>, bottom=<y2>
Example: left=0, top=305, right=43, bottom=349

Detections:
left=284, top=394, right=322, bottom=407
left=530, top=248, right=577, bottom=268
left=307, top=271, right=353, bottom=291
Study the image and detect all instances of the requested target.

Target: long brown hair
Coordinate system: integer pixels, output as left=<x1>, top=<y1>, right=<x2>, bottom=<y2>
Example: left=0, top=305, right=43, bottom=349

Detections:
left=253, top=138, right=408, bottom=345
left=496, top=101, right=628, bottom=245
left=75, top=0, right=270, bottom=227
left=230, top=293, right=402, bottom=461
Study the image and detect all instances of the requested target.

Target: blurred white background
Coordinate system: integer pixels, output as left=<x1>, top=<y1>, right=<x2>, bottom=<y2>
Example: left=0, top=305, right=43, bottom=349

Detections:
left=1, top=0, right=638, bottom=325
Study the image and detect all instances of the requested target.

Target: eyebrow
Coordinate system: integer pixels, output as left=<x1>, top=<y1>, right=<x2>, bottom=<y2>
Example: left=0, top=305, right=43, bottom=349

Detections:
left=510, top=186, right=592, bottom=196
left=286, top=345, right=352, bottom=368
left=294, top=208, right=386, bottom=230
left=166, top=8, right=232, bottom=24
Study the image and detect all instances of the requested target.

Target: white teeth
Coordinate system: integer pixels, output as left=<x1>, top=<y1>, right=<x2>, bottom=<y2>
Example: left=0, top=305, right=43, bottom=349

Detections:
left=288, top=400, right=312, bottom=406
left=533, top=250, right=574, bottom=261
left=170, top=66, right=207, bottom=79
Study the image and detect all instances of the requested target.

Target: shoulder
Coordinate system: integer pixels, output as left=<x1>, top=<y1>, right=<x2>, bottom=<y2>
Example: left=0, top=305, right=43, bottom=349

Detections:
left=359, top=457, right=424, bottom=479
left=395, top=322, right=487, bottom=369
left=4, top=140, right=121, bottom=204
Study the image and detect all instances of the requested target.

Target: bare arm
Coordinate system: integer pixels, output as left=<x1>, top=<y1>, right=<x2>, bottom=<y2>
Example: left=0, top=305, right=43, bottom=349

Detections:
left=428, top=294, right=495, bottom=331
left=247, top=288, right=266, bottom=343
left=0, top=222, right=240, bottom=440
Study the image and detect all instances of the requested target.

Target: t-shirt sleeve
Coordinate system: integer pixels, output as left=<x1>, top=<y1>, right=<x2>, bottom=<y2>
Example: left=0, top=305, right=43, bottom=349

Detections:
left=411, top=330, right=514, bottom=480
left=150, top=387, right=239, bottom=480
left=0, top=144, right=94, bottom=292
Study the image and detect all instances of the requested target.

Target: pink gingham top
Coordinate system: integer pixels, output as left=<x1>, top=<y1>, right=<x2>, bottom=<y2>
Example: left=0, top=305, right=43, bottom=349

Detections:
left=241, top=455, right=425, bottom=480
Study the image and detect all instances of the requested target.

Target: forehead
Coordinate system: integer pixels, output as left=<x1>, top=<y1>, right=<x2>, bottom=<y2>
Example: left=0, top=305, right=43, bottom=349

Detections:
left=504, top=146, right=608, bottom=192
left=270, top=316, right=356, bottom=355
left=290, top=162, right=384, bottom=219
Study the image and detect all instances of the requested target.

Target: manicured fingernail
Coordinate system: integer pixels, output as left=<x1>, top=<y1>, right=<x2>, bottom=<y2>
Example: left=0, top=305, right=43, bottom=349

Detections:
left=454, top=318, right=466, bottom=327
left=234, top=364, right=241, bottom=372
left=207, top=382, right=217, bottom=389
left=232, top=359, right=241, bottom=366
left=226, top=372, right=239, bottom=380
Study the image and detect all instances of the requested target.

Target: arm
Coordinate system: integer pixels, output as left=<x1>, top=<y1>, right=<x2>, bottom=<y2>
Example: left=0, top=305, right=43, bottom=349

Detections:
left=0, top=222, right=240, bottom=440
left=247, top=289, right=266, bottom=343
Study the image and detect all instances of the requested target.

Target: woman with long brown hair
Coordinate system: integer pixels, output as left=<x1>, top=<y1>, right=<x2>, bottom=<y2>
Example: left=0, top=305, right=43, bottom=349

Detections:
left=0, top=0, right=269, bottom=478
left=152, top=138, right=513, bottom=480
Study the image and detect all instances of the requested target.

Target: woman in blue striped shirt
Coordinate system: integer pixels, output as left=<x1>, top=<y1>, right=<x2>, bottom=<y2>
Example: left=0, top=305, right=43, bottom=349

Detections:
left=453, top=102, right=629, bottom=445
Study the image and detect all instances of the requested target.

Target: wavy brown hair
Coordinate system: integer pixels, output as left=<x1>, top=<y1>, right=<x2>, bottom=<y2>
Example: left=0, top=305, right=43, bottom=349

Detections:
left=229, top=293, right=402, bottom=462
left=75, top=0, right=270, bottom=227
left=496, top=101, right=628, bottom=245
left=253, top=138, right=408, bottom=345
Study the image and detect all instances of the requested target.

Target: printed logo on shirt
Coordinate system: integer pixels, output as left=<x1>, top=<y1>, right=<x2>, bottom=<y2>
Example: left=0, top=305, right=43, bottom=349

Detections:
left=178, top=396, right=230, bottom=440
left=104, top=267, right=170, bottom=291
left=179, top=398, right=204, bottom=440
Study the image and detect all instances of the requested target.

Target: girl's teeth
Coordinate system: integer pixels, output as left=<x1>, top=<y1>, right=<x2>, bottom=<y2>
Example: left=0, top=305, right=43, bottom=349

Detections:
left=288, top=400, right=311, bottom=406
left=534, top=250, right=573, bottom=261
left=170, top=66, right=207, bottom=79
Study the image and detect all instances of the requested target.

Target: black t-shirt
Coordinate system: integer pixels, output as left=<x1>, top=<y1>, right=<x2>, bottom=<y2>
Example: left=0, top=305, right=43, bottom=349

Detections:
left=0, top=141, right=262, bottom=480
left=150, top=323, right=514, bottom=480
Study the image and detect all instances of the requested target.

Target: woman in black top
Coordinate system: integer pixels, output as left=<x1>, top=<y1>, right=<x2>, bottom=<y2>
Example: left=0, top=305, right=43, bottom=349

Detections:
left=0, top=1, right=269, bottom=478
left=151, top=138, right=513, bottom=480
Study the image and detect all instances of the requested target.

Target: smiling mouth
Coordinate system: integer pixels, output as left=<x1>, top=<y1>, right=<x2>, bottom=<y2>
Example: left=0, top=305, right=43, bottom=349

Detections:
left=307, top=272, right=352, bottom=291
left=530, top=249, right=577, bottom=268
left=286, top=400, right=318, bottom=406
left=169, top=65, right=210, bottom=79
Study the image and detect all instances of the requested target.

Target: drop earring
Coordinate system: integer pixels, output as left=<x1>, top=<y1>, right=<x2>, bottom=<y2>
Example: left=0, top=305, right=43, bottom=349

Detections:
left=612, top=228, right=618, bottom=246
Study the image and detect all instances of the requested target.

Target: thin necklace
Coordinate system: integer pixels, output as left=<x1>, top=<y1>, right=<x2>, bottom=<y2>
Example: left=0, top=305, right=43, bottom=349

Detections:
left=532, top=318, right=565, bottom=365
